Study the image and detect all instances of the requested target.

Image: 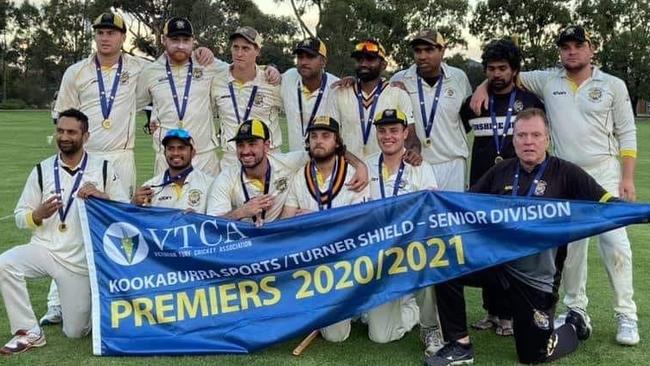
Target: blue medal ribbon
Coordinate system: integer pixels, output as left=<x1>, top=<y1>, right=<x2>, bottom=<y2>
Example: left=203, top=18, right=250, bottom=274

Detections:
left=512, top=157, right=549, bottom=197
left=150, top=166, right=194, bottom=188
left=228, top=82, right=259, bottom=124
left=356, top=80, right=384, bottom=145
left=53, top=153, right=89, bottom=225
left=416, top=73, right=444, bottom=138
left=310, top=158, right=339, bottom=211
left=297, top=74, right=328, bottom=136
left=94, top=56, right=123, bottom=121
left=165, top=57, right=193, bottom=123
left=489, top=90, right=517, bottom=157
left=240, top=160, right=272, bottom=221
left=378, top=154, right=406, bottom=198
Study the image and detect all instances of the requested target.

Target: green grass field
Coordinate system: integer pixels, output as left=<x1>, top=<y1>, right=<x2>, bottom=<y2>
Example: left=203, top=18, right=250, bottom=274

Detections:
left=0, top=110, right=649, bottom=365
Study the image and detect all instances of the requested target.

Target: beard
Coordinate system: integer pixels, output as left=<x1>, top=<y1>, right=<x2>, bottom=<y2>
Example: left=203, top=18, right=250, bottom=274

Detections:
left=57, top=139, right=82, bottom=155
left=309, top=145, right=337, bottom=163
left=239, top=153, right=265, bottom=169
left=356, top=67, right=381, bottom=82
left=488, top=78, right=511, bottom=93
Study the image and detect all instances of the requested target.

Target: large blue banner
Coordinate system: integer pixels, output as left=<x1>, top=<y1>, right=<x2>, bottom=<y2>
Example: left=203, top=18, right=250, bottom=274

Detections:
left=79, top=191, right=650, bottom=356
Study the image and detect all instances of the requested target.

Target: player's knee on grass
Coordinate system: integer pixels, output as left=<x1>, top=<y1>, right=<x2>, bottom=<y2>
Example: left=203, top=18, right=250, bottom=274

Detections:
left=321, top=319, right=351, bottom=342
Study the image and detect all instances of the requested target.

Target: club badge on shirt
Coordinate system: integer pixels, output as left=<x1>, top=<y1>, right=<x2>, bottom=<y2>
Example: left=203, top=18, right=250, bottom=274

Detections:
left=588, top=87, right=604, bottom=103
left=534, top=180, right=547, bottom=196
left=188, top=189, right=202, bottom=207
left=120, top=71, right=130, bottom=84
left=274, top=177, right=288, bottom=192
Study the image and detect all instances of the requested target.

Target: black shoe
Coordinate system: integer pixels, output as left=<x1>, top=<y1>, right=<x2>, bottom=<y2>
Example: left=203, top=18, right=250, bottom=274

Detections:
left=565, top=309, right=592, bottom=341
left=424, top=341, right=474, bottom=366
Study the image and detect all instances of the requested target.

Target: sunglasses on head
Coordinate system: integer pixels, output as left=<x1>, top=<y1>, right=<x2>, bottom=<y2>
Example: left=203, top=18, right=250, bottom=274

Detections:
left=354, top=41, right=385, bottom=55
left=165, top=128, right=191, bottom=139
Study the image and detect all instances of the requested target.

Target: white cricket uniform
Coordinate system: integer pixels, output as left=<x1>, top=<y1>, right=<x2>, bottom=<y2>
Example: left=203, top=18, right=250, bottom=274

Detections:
left=1, top=153, right=128, bottom=337
left=364, top=151, right=437, bottom=343
left=326, top=82, right=414, bottom=159
left=54, top=53, right=149, bottom=197
left=212, top=66, right=283, bottom=169
left=284, top=158, right=369, bottom=342
left=137, top=55, right=229, bottom=176
left=521, top=67, right=637, bottom=318
left=207, top=152, right=307, bottom=222
left=391, top=63, right=472, bottom=191
left=142, top=168, right=215, bottom=213
left=281, top=68, right=339, bottom=151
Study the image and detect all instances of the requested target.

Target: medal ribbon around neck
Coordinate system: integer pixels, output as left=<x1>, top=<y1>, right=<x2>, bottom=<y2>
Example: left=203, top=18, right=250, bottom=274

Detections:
left=356, top=80, right=385, bottom=145
left=228, top=82, right=259, bottom=124
left=53, top=153, right=89, bottom=227
left=95, top=55, right=123, bottom=121
left=304, top=155, right=348, bottom=211
left=240, top=160, right=271, bottom=221
left=416, top=72, right=444, bottom=138
left=512, top=157, right=549, bottom=197
left=378, top=154, right=405, bottom=198
left=150, top=166, right=194, bottom=188
left=165, top=56, right=193, bottom=123
left=297, top=73, right=328, bottom=136
left=489, top=89, right=517, bottom=157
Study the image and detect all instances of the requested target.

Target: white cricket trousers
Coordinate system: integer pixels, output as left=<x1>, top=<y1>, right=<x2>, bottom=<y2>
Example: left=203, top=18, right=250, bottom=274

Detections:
left=419, top=158, right=466, bottom=329
left=0, top=244, right=91, bottom=337
left=561, top=156, right=637, bottom=319
left=90, top=149, right=136, bottom=198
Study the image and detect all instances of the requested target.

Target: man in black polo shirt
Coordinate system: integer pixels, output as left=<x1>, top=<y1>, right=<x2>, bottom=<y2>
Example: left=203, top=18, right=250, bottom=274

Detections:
left=425, top=108, right=614, bottom=366
left=460, top=38, right=545, bottom=338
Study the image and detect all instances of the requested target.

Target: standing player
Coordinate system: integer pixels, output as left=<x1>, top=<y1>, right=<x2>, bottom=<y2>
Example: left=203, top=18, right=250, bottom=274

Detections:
left=327, top=39, right=419, bottom=160
left=390, top=29, right=472, bottom=354
left=471, top=26, right=639, bottom=345
left=212, top=26, right=283, bottom=169
left=281, top=116, right=369, bottom=342
left=132, top=129, right=214, bottom=213
left=281, top=38, right=339, bottom=151
left=364, top=108, right=437, bottom=343
left=0, top=109, right=128, bottom=354
left=459, top=38, right=544, bottom=336
left=137, top=17, right=226, bottom=176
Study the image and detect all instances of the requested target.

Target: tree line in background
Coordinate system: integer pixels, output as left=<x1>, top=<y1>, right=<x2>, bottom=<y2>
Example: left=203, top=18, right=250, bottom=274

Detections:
left=0, top=0, right=648, bottom=113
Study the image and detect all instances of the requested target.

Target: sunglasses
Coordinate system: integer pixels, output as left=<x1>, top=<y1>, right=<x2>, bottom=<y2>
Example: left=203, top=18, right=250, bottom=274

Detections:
left=354, top=41, right=385, bottom=56
left=165, top=128, right=191, bottom=139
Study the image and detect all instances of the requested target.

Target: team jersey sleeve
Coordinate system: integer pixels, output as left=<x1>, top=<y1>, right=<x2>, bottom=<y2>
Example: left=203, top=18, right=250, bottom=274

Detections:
left=322, top=88, right=341, bottom=122
left=396, top=88, right=415, bottom=125
left=14, top=167, right=43, bottom=230
left=564, top=162, right=611, bottom=202
left=469, top=166, right=496, bottom=194
left=610, top=78, right=637, bottom=158
left=389, top=70, right=406, bottom=83
left=206, top=172, right=236, bottom=216
left=460, top=71, right=473, bottom=99
left=459, top=96, right=473, bottom=133
left=135, top=67, right=153, bottom=111
left=518, top=70, right=553, bottom=98
left=54, top=65, right=80, bottom=113
left=284, top=170, right=302, bottom=209
left=419, top=163, right=438, bottom=190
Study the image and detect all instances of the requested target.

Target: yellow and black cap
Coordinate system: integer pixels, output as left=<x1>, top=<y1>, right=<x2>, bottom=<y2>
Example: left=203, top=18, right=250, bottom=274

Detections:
left=92, top=12, right=126, bottom=33
left=556, top=25, right=591, bottom=46
left=306, top=115, right=340, bottom=134
left=230, top=26, right=263, bottom=48
left=373, top=109, right=407, bottom=126
left=162, top=128, right=194, bottom=146
left=294, top=38, right=327, bottom=57
left=164, top=17, right=194, bottom=38
left=351, top=39, right=387, bottom=60
left=229, top=119, right=271, bottom=142
left=410, top=29, right=446, bottom=48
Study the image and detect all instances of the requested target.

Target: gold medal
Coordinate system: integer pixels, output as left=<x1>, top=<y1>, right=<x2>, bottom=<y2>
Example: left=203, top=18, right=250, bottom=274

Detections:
left=424, top=138, right=432, bottom=147
left=494, top=155, right=504, bottom=164
left=58, top=223, right=67, bottom=232
left=178, top=120, right=184, bottom=128
left=102, top=119, right=112, bottom=129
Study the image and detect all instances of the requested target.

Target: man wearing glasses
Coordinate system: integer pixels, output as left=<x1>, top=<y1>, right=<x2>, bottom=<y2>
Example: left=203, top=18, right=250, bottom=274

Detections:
left=131, top=128, right=214, bottom=213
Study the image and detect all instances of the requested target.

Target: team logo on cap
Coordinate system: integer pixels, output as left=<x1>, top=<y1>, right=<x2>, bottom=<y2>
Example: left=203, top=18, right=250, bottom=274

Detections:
left=176, top=20, right=186, bottom=28
left=314, top=116, right=329, bottom=125
left=533, top=309, right=551, bottom=330
left=588, top=87, right=603, bottom=102
left=565, top=27, right=575, bottom=35
left=192, top=68, right=203, bottom=79
left=188, top=189, right=202, bottom=207
left=274, top=177, right=288, bottom=192
left=240, top=123, right=251, bottom=133
left=534, top=180, right=547, bottom=196
left=385, top=109, right=395, bottom=117
left=103, top=222, right=149, bottom=266
left=514, top=100, right=524, bottom=112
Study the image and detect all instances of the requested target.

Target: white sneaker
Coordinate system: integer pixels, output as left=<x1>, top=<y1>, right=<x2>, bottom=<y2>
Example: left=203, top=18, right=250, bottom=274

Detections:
left=0, top=329, right=46, bottom=355
left=420, top=325, right=445, bottom=356
left=554, top=312, right=567, bottom=329
left=616, top=314, right=640, bottom=346
left=39, top=305, right=62, bottom=326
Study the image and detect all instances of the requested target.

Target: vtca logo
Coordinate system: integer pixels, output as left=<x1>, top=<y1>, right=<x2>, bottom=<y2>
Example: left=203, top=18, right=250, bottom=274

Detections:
left=102, top=222, right=149, bottom=266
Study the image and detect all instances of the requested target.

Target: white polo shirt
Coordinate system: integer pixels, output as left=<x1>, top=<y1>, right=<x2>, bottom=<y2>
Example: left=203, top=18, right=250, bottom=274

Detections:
left=391, top=63, right=472, bottom=164
left=137, top=55, right=228, bottom=154
left=212, top=66, right=283, bottom=154
left=142, top=168, right=215, bottom=213
left=14, top=153, right=128, bottom=275
left=520, top=67, right=637, bottom=167
left=207, top=151, right=307, bottom=222
left=281, top=68, right=340, bottom=151
left=365, top=152, right=438, bottom=200
left=285, top=158, right=369, bottom=211
left=326, top=82, right=415, bottom=158
left=54, top=53, right=150, bottom=152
